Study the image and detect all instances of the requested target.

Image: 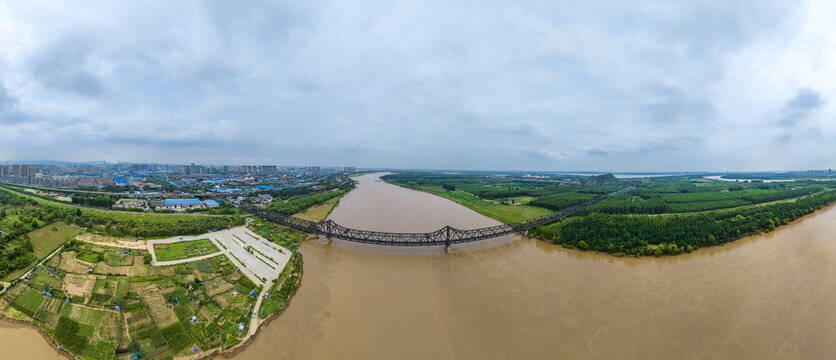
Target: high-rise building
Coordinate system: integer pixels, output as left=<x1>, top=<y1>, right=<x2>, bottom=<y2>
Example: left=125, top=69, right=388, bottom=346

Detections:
left=183, top=163, right=207, bottom=175
left=260, top=166, right=278, bottom=175
left=343, top=166, right=356, bottom=173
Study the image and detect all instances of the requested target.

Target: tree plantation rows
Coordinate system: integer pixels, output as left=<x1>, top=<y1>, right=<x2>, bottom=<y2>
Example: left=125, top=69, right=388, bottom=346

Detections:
left=586, top=186, right=824, bottom=214
left=266, top=181, right=355, bottom=216
left=384, top=172, right=836, bottom=256
left=532, top=191, right=836, bottom=256
left=0, top=190, right=43, bottom=278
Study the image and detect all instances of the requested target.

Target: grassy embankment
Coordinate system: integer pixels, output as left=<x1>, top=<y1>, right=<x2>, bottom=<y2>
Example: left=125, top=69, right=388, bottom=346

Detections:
left=292, top=196, right=342, bottom=222
left=394, top=183, right=550, bottom=224
left=2, top=223, right=82, bottom=281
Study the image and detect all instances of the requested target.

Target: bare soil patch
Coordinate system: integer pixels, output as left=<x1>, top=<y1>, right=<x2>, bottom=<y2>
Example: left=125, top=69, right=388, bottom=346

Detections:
left=64, top=274, right=96, bottom=298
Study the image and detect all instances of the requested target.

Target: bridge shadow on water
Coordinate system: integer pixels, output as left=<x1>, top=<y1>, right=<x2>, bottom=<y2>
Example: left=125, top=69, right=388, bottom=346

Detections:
left=312, top=233, right=525, bottom=255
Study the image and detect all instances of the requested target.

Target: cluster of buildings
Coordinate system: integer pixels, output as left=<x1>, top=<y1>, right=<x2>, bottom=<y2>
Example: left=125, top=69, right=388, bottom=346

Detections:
left=114, top=198, right=220, bottom=212
left=180, top=164, right=354, bottom=176
left=1, top=162, right=358, bottom=193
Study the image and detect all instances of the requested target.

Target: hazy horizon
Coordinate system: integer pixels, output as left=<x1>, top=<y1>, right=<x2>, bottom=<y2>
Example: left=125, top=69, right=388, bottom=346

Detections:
left=1, top=158, right=833, bottom=175
left=2, top=1, right=835, bottom=171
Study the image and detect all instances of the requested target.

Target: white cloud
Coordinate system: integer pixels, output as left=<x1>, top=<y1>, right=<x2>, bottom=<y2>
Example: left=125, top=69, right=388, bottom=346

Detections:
left=0, top=0, right=833, bottom=171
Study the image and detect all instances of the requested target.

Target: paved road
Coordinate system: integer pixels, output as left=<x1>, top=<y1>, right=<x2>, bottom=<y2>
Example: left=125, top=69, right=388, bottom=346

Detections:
left=0, top=181, right=179, bottom=198
left=146, top=227, right=291, bottom=333
left=0, top=187, right=227, bottom=217
left=147, top=227, right=290, bottom=287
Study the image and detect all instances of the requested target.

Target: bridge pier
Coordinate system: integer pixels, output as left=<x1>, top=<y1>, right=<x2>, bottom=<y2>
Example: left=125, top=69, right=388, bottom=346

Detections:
left=324, top=236, right=332, bottom=245
left=444, top=226, right=452, bottom=253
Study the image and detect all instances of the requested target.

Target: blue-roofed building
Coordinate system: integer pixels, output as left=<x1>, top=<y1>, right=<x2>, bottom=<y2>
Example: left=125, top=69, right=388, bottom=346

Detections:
left=203, top=200, right=220, bottom=208
left=210, top=187, right=240, bottom=193
left=164, top=199, right=203, bottom=211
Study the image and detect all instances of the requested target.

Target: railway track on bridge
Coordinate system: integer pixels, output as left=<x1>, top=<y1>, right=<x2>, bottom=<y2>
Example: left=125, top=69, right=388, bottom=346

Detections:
left=241, top=186, right=633, bottom=246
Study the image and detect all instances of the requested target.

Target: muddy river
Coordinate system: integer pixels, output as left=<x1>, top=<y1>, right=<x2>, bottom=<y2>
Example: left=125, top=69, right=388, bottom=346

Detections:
left=4, top=172, right=836, bottom=359
left=233, top=173, right=836, bottom=359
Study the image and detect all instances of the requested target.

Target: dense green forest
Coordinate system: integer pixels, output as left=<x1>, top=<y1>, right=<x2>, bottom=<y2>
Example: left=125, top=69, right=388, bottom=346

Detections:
left=71, top=193, right=117, bottom=208
left=384, top=172, right=836, bottom=256
left=0, top=188, right=243, bottom=279
left=266, top=180, right=355, bottom=215
left=533, top=191, right=836, bottom=256
left=720, top=171, right=835, bottom=180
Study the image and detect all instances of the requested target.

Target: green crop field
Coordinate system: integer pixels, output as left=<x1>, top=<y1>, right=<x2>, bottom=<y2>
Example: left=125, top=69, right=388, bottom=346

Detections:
left=29, top=269, right=62, bottom=290
left=12, top=288, right=45, bottom=317
left=103, top=251, right=134, bottom=266
left=154, top=238, right=220, bottom=262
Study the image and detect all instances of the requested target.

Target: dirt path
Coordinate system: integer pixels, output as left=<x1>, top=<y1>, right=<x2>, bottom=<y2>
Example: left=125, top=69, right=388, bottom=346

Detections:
left=75, top=234, right=148, bottom=250
left=19, top=246, right=64, bottom=281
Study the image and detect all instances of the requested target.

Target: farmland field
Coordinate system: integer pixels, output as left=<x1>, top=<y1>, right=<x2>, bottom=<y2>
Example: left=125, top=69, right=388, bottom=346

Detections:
left=12, top=288, right=45, bottom=317
left=0, top=217, right=301, bottom=360
left=154, top=238, right=220, bottom=262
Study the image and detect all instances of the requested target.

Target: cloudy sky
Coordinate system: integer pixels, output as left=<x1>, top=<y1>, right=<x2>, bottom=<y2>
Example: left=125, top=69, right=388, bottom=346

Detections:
left=1, top=1, right=835, bottom=171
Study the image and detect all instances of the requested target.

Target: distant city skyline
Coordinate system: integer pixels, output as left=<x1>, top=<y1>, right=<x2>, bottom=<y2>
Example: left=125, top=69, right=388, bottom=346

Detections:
left=1, top=1, right=836, bottom=171
left=0, top=159, right=833, bottom=174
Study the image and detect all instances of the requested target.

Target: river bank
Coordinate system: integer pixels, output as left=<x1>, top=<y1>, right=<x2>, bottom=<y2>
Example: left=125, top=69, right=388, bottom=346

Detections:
left=230, top=173, right=836, bottom=359
left=383, top=176, right=836, bottom=256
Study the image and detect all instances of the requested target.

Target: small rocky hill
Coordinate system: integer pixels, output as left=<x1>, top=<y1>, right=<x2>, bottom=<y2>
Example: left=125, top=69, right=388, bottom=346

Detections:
left=586, top=173, right=619, bottom=185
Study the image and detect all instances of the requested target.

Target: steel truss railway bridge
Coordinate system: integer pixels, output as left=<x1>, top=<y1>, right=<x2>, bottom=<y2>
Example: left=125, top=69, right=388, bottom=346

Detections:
left=242, top=187, right=633, bottom=247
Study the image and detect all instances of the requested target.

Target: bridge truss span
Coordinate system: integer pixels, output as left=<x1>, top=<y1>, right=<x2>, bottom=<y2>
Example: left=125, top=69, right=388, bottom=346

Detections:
left=241, top=186, right=633, bottom=246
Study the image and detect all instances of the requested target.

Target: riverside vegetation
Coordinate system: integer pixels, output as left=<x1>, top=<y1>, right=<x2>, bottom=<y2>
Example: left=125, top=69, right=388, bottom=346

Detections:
left=383, top=173, right=836, bottom=256
left=0, top=178, right=355, bottom=359
left=0, top=188, right=243, bottom=281
left=264, top=179, right=355, bottom=216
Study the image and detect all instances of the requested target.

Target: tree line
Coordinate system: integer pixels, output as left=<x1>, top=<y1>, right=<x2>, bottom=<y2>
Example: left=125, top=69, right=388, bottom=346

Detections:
left=531, top=191, right=836, bottom=256
left=267, top=182, right=354, bottom=216
left=0, top=189, right=244, bottom=279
